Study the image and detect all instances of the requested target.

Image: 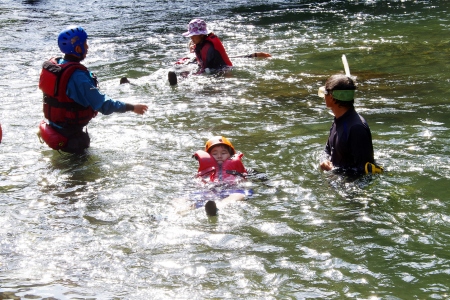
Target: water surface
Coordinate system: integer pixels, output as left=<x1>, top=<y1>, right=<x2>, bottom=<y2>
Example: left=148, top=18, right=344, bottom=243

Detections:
left=1, top=0, right=449, bottom=299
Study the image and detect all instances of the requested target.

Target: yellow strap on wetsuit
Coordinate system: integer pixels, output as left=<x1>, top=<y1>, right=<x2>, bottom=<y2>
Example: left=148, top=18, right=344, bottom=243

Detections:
left=365, top=162, right=384, bottom=174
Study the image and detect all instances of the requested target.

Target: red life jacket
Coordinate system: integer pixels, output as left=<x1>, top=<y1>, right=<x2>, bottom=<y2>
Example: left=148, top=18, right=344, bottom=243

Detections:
left=39, top=57, right=97, bottom=127
left=38, top=120, right=68, bottom=150
left=193, top=150, right=247, bottom=183
left=195, top=34, right=233, bottom=71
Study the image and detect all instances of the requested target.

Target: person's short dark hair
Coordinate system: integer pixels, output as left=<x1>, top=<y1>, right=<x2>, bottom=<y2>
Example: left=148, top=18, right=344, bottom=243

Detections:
left=333, top=97, right=354, bottom=108
left=325, top=74, right=356, bottom=108
left=205, top=200, right=218, bottom=216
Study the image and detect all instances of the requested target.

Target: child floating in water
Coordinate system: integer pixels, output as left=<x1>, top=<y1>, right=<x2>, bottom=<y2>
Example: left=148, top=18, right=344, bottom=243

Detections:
left=193, top=135, right=247, bottom=184
left=191, top=136, right=251, bottom=216
left=193, top=136, right=249, bottom=215
left=174, top=135, right=267, bottom=216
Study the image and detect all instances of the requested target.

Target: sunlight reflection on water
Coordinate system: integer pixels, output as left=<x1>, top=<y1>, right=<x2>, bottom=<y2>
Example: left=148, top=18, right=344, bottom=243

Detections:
left=1, top=0, right=450, bottom=299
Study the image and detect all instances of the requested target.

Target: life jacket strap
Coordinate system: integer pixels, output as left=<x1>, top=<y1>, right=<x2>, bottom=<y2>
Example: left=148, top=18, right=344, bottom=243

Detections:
left=43, top=95, right=87, bottom=111
left=225, top=170, right=246, bottom=178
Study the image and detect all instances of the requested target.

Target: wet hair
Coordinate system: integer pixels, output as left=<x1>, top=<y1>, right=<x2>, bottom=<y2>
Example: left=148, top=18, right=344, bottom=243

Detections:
left=325, top=74, right=356, bottom=108
left=205, top=200, right=218, bottom=216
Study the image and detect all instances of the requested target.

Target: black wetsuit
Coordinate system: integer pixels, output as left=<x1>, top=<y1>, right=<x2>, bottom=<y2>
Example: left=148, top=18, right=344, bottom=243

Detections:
left=324, top=107, right=374, bottom=174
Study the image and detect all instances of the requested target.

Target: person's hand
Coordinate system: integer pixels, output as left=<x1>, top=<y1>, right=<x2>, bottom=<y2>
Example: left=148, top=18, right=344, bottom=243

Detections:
left=320, top=160, right=333, bottom=171
left=133, top=104, right=148, bottom=115
left=188, top=41, right=195, bottom=53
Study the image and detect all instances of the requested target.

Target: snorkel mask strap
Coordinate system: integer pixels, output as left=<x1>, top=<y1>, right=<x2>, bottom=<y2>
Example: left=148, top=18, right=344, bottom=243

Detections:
left=331, top=90, right=355, bottom=101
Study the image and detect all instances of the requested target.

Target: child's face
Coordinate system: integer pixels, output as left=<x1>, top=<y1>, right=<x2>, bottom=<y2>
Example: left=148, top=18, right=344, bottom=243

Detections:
left=210, top=145, right=231, bottom=165
left=190, top=35, right=204, bottom=45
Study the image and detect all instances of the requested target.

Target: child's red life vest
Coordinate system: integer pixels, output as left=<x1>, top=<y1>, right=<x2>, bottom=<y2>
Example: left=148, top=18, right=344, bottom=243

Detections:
left=193, top=150, right=247, bottom=183
left=39, top=57, right=97, bottom=127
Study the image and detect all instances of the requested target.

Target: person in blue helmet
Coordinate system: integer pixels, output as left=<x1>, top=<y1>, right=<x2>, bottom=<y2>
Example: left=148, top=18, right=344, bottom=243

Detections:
left=38, top=26, right=148, bottom=154
left=318, top=74, right=383, bottom=175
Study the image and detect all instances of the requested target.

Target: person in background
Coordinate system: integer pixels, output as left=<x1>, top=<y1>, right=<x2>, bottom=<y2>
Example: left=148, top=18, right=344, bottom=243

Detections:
left=182, top=19, right=233, bottom=75
left=38, top=25, right=148, bottom=154
left=168, top=18, right=271, bottom=85
left=318, top=74, right=383, bottom=175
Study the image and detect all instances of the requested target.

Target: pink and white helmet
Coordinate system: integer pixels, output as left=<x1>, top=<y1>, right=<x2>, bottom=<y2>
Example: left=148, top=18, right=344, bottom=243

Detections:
left=182, top=19, right=209, bottom=37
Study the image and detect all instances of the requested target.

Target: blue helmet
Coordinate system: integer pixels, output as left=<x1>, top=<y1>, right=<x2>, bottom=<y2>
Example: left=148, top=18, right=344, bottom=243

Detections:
left=57, top=26, right=88, bottom=57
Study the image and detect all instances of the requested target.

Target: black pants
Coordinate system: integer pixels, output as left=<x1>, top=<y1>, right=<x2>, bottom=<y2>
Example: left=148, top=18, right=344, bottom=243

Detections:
left=63, top=131, right=90, bottom=154
left=55, top=126, right=90, bottom=154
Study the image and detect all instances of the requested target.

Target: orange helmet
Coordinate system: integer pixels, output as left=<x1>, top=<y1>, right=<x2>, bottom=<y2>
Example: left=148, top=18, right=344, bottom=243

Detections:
left=205, top=136, right=235, bottom=155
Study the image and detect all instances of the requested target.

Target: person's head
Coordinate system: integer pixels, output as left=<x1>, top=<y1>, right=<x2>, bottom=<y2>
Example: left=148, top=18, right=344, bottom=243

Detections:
left=58, top=26, right=88, bottom=60
left=205, top=136, right=235, bottom=165
left=182, top=19, right=209, bottom=45
left=319, top=74, right=356, bottom=108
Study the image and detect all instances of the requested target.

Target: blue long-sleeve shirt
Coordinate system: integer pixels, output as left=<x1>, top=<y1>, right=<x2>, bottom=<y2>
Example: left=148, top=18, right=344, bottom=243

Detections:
left=58, top=58, right=128, bottom=115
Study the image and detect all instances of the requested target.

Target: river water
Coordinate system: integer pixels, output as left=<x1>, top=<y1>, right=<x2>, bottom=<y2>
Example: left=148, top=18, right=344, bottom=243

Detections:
left=1, top=0, right=449, bottom=299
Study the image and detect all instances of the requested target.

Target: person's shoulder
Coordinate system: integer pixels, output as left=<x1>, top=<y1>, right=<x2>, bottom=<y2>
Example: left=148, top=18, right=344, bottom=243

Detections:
left=349, top=120, right=371, bottom=137
left=70, top=67, right=90, bottom=77
left=203, top=39, right=214, bottom=47
left=354, top=110, right=370, bottom=126
left=342, top=109, right=370, bottom=131
left=347, top=108, right=366, bottom=123
left=67, top=68, right=92, bottom=86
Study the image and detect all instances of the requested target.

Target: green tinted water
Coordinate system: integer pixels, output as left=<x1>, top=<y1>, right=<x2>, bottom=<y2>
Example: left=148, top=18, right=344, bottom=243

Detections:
left=0, top=0, right=449, bottom=299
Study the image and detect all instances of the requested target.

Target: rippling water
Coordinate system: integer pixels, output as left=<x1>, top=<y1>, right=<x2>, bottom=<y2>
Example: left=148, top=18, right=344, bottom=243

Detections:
left=1, top=0, right=449, bottom=299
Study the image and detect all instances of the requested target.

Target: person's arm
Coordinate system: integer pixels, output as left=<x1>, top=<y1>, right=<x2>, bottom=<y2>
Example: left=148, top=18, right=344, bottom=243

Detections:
left=241, top=52, right=272, bottom=58
left=320, top=127, right=333, bottom=171
left=66, top=70, right=147, bottom=115
left=219, top=193, right=246, bottom=205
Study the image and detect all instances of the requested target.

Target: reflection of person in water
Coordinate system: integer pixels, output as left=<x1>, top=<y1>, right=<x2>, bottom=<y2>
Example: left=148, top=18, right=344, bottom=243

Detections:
left=318, top=74, right=382, bottom=175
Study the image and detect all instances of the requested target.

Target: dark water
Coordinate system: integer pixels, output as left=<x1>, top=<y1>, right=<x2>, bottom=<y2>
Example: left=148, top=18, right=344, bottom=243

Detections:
left=1, top=0, right=449, bottom=299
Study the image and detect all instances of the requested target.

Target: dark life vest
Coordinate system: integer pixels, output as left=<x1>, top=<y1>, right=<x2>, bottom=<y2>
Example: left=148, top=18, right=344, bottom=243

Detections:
left=39, top=57, right=97, bottom=128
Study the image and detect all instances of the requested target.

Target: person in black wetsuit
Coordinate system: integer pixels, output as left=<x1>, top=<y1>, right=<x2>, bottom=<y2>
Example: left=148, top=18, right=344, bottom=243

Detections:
left=318, top=74, right=382, bottom=175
